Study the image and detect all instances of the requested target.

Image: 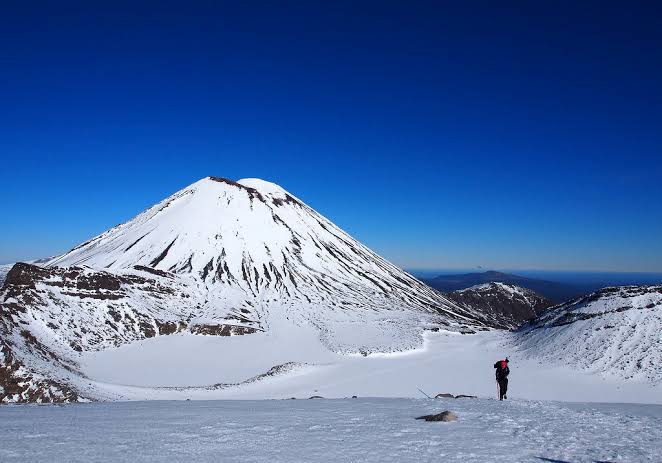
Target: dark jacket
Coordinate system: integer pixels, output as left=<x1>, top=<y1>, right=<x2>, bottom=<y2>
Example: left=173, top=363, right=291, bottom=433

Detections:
left=494, top=360, right=510, bottom=380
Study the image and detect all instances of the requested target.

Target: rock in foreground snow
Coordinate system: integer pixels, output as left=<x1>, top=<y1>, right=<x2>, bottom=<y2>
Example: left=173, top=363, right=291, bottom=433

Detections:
left=416, top=410, right=458, bottom=421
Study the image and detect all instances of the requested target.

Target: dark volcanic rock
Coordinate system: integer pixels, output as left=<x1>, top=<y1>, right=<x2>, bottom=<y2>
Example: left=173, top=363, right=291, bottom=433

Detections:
left=75, top=273, right=121, bottom=291
left=157, top=320, right=187, bottom=335
left=416, top=411, right=458, bottom=422
left=3, top=263, right=51, bottom=289
left=133, top=265, right=173, bottom=279
left=190, top=324, right=258, bottom=336
left=447, top=282, right=554, bottom=330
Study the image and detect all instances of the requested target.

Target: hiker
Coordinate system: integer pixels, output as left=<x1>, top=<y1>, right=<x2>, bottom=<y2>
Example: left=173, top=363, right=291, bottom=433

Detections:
left=494, top=358, right=509, bottom=400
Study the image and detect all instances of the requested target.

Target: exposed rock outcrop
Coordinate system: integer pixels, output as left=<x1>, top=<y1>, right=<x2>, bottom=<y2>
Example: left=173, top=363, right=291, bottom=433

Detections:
left=416, top=411, right=458, bottom=422
left=447, top=282, right=554, bottom=329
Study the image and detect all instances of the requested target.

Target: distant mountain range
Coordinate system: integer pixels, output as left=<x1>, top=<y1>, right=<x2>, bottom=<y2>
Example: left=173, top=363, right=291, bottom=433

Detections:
left=422, top=270, right=587, bottom=302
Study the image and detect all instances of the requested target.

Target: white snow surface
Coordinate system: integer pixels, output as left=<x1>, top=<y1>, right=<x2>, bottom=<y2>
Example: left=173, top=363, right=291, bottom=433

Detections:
left=1, top=398, right=661, bottom=462
left=77, top=330, right=661, bottom=404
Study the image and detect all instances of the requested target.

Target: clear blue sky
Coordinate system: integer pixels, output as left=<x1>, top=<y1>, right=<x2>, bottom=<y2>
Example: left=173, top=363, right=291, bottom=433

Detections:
left=1, top=1, right=661, bottom=271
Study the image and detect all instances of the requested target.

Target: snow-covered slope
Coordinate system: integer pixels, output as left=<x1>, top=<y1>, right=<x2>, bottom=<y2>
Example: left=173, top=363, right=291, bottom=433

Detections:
left=1, top=177, right=493, bottom=403
left=515, top=285, right=662, bottom=382
left=447, top=282, right=553, bottom=329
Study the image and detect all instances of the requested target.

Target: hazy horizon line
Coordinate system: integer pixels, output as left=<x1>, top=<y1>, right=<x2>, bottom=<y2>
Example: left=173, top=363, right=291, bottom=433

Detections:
left=2, top=257, right=661, bottom=276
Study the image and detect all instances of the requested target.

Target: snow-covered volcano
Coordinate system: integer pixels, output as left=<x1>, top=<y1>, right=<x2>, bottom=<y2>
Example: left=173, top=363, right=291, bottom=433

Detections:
left=45, top=177, right=481, bottom=333
left=1, top=177, right=492, bottom=403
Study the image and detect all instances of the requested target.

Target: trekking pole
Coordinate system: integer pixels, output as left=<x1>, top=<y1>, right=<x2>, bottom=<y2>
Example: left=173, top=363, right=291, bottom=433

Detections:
left=417, top=388, right=432, bottom=399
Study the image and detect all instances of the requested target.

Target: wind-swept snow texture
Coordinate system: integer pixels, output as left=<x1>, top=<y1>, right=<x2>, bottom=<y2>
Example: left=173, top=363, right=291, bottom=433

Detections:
left=516, top=285, right=662, bottom=382
left=1, top=398, right=661, bottom=462
left=1, top=177, right=491, bottom=403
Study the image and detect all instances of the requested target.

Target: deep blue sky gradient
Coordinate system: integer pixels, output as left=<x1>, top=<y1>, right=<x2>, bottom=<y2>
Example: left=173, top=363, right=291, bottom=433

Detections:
left=1, top=1, right=661, bottom=271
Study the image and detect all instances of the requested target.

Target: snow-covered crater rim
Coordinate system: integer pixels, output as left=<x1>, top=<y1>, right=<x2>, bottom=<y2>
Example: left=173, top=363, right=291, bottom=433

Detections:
left=199, top=176, right=291, bottom=200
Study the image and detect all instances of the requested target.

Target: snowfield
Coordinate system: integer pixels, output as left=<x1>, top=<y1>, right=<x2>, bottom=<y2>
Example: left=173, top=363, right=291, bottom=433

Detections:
left=77, top=330, right=662, bottom=404
left=1, top=398, right=660, bottom=462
